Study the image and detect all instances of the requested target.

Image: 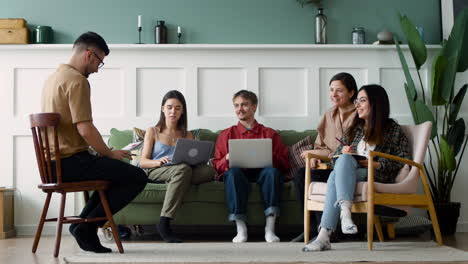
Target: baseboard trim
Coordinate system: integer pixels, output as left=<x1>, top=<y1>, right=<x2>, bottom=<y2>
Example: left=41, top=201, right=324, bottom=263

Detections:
left=0, top=229, right=16, bottom=239
left=457, top=222, right=468, bottom=233
left=16, top=224, right=72, bottom=236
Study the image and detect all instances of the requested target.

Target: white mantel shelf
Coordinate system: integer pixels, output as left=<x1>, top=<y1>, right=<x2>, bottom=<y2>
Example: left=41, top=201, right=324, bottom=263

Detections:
left=0, top=43, right=441, bottom=50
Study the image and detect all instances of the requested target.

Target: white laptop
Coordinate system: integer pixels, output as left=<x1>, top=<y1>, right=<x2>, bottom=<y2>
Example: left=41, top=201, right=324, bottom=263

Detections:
left=164, top=139, right=214, bottom=166
left=228, top=138, right=272, bottom=168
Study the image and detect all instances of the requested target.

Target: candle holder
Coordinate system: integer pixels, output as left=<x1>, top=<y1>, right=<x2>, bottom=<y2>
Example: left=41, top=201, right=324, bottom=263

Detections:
left=137, top=26, right=143, bottom=44
left=177, top=32, right=182, bottom=44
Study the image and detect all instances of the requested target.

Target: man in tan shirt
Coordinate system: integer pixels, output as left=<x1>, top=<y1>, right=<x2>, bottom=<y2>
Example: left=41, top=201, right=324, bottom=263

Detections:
left=41, top=32, right=147, bottom=253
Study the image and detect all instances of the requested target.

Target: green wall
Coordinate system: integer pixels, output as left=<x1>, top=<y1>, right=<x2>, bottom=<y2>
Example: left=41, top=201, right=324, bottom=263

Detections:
left=0, top=0, right=441, bottom=44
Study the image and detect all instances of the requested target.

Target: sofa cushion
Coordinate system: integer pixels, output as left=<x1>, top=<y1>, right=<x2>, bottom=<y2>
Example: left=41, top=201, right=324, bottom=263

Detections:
left=131, top=181, right=298, bottom=204
left=278, top=130, right=316, bottom=146
left=108, top=128, right=133, bottom=150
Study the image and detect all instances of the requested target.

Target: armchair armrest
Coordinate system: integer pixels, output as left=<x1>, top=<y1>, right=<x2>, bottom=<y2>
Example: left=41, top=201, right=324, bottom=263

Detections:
left=304, top=153, right=331, bottom=204
left=367, top=150, right=423, bottom=205
left=305, top=153, right=331, bottom=162
left=368, top=151, right=422, bottom=170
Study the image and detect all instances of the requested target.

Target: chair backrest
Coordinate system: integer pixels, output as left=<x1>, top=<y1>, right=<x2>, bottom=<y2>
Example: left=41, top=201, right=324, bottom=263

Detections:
left=391, top=121, right=432, bottom=192
left=30, top=113, right=62, bottom=184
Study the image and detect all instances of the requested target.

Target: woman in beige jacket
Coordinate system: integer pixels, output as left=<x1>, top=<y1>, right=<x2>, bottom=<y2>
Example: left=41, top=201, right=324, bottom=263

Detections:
left=292, top=72, right=358, bottom=242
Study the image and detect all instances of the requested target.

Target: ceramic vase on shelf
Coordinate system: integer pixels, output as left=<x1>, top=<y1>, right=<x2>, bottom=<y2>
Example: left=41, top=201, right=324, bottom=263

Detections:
left=315, top=7, right=327, bottom=44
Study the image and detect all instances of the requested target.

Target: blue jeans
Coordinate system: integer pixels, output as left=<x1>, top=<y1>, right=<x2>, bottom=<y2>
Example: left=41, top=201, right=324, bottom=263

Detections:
left=223, top=167, right=284, bottom=222
left=320, top=154, right=368, bottom=230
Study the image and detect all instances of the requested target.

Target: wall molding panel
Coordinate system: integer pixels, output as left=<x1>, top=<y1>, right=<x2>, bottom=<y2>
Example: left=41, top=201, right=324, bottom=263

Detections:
left=1, top=44, right=467, bottom=234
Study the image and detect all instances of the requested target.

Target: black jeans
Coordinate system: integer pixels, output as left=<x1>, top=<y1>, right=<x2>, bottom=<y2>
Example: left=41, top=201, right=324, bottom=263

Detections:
left=58, top=151, right=148, bottom=226
left=293, top=168, right=331, bottom=233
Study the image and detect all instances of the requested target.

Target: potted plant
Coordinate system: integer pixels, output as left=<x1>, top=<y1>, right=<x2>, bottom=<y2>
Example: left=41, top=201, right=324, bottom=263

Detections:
left=394, top=9, right=468, bottom=235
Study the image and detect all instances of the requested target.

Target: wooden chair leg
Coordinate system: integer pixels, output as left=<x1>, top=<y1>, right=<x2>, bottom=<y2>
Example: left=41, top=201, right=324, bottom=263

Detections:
left=54, top=192, right=66, bottom=258
left=32, top=192, right=52, bottom=253
left=367, top=205, right=374, bottom=250
left=304, top=208, right=310, bottom=245
left=386, top=223, right=395, bottom=240
left=374, top=216, right=384, bottom=242
left=427, top=201, right=443, bottom=245
left=98, top=190, right=124, bottom=254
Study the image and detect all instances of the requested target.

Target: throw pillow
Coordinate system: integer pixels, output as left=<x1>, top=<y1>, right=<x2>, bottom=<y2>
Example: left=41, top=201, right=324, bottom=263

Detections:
left=287, top=136, right=314, bottom=180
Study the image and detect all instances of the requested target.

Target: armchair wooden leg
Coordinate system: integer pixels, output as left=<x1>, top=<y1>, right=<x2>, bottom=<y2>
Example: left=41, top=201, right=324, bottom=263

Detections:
left=427, top=202, right=443, bottom=245
left=386, top=223, right=395, bottom=240
left=374, top=216, right=384, bottom=242
left=304, top=208, right=310, bottom=245
left=367, top=205, right=374, bottom=250
left=98, top=190, right=124, bottom=254
left=54, top=192, right=66, bottom=258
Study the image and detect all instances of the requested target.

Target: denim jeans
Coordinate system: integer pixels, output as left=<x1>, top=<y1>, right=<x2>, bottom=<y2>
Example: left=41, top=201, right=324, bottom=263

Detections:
left=320, top=154, right=368, bottom=230
left=223, top=167, right=284, bottom=222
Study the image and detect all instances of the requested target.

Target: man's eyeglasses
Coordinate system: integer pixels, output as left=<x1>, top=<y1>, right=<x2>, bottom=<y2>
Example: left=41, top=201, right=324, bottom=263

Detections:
left=89, top=50, right=105, bottom=68
left=353, top=97, right=368, bottom=105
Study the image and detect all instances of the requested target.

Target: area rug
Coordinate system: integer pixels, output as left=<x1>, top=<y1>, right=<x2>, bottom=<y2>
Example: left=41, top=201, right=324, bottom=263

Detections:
left=64, top=241, right=468, bottom=263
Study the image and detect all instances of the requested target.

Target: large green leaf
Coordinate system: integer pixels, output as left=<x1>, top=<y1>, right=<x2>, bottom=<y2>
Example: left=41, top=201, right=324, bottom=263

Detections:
left=399, top=14, right=427, bottom=70
left=447, top=118, right=466, bottom=156
left=404, top=83, right=418, bottom=123
left=439, top=52, right=459, bottom=104
left=443, top=9, right=468, bottom=72
left=395, top=36, right=417, bottom=101
left=431, top=54, right=448, bottom=105
left=440, top=137, right=456, bottom=171
left=449, top=84, right=468, bottom=124
left=414, top=100, right=437, bottom=139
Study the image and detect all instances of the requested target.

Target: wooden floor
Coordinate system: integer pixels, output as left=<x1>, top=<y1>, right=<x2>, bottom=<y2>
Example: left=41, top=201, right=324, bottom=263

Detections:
left=1, top=231, right=468, bottom=264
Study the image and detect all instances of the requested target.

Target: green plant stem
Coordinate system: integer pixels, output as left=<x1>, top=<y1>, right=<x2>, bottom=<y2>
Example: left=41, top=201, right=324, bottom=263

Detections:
left=443, top=105, right=449, bottom=136
left=417, top=70, right=426, bottom=103
left=451, top=135, right=468, bottom=188
left=426, top=142, right=437, bottom=187
left=435, top=107, right=440, bottom=144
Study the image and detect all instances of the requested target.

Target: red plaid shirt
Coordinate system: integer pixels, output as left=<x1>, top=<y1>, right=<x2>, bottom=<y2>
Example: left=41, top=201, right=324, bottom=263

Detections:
left=212, top=121, right=290, bottom=180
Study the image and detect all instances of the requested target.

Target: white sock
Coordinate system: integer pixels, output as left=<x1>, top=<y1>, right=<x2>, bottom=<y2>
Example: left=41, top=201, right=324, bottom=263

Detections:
left=339, top=200, right=357, bottom=234
left=232, top=220, right=248, bottom=243
left=265, top=215, right=280, bottom=242
left=303, top=228, right=331, bottom=252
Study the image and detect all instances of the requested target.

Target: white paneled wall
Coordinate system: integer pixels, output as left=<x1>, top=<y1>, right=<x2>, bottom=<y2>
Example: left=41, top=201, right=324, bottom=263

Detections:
left=1, top=44, right=467, bottom=235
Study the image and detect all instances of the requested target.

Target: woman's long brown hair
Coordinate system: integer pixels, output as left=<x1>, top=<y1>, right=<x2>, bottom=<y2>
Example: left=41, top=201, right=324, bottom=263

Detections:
left=155, top=90, right=188, bottom=138
left=346, top=84, right=390, bottom=145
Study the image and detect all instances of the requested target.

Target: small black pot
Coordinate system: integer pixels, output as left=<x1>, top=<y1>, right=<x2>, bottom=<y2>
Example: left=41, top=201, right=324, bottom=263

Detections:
left=433, top=202, right=461, bottom=236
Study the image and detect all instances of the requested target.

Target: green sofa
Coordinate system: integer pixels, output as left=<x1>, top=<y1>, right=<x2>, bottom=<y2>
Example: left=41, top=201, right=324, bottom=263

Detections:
left=106, top=128, right=317, bottom=236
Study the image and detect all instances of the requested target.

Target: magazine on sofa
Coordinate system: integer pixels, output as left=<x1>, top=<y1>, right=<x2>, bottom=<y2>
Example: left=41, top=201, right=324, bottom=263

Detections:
left=121, top=141, right=143, bottom=151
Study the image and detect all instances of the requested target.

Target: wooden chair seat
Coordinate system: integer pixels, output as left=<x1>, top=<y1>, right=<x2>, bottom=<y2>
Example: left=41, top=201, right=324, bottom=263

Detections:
left=38, top=180, right=109, bottom=192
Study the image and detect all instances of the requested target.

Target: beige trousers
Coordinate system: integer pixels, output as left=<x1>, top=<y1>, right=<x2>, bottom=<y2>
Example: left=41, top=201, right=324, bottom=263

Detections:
left=147, top=163, right=215, bottom=218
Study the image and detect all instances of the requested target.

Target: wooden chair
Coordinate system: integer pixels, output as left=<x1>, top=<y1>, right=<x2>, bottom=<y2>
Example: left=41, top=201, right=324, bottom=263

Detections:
left=304, top=121, right=443, bottom=250
left=30, top=113, right=123, bottom=257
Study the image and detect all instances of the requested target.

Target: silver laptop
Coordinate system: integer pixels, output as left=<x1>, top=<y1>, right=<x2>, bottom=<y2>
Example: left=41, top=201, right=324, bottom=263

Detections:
left=165, top=139, right=214, bottom=166
left=228, top=138, right=272, bottom=168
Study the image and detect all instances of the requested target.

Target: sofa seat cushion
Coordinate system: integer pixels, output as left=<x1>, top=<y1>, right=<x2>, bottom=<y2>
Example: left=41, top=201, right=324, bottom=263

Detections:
left=132, top=180, right=297, bottom=204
